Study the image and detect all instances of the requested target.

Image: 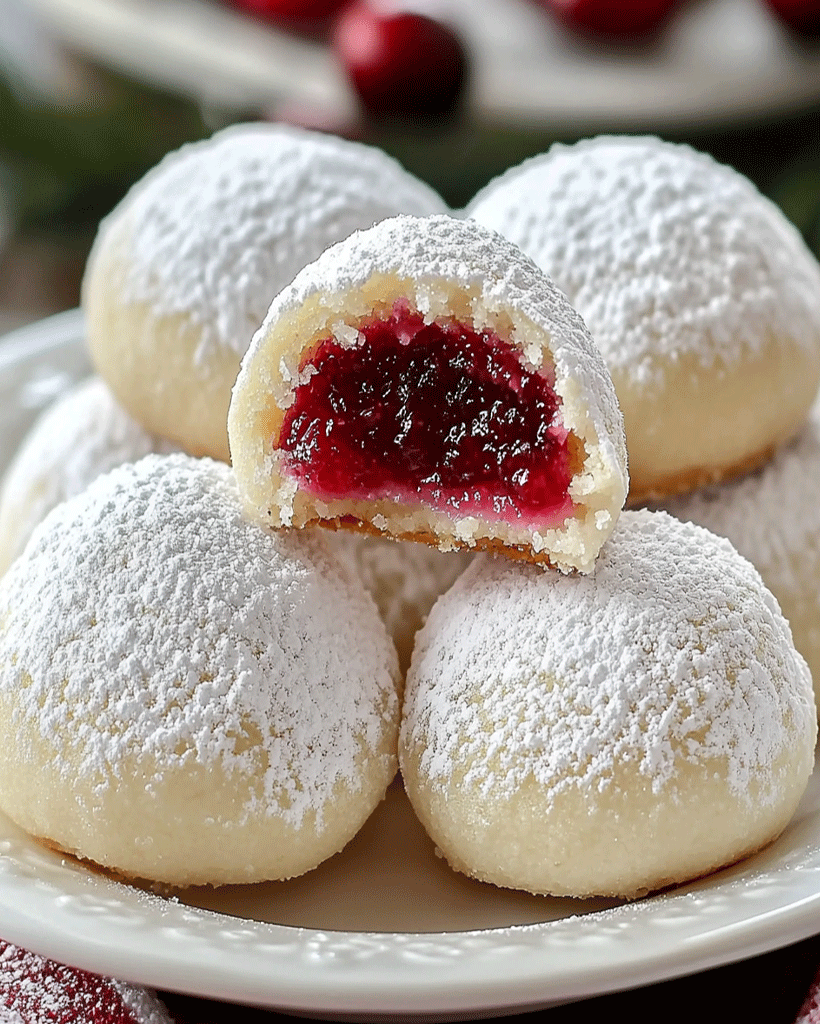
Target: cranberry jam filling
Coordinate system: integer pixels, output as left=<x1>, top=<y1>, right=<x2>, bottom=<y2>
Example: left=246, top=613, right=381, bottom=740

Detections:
left=279, top=306, right=575, bottom=525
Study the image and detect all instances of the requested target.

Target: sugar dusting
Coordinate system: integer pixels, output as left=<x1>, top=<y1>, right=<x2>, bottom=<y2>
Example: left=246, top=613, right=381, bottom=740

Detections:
left=0, top=454, right=399, bottom=830
left=468, top=136, right=820, bottom=385
left=0, top=940, right=172, bottom=1024
left=87, top=123, right=448, bottom=366
left=659, top=399, right=820, bottom=624
left=0, top=377, right=178, bottom=574
left=329, top=532, right=475, bottom=674
left=402, top=510, right=815, bottom=807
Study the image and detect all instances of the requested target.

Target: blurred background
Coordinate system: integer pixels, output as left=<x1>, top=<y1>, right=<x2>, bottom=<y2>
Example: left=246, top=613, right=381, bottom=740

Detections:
left=1, top=0, right=819, bottom=335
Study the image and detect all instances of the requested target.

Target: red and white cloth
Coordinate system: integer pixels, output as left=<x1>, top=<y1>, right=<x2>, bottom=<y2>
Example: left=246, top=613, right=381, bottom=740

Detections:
left=0, top=942, right=172, bottom=1024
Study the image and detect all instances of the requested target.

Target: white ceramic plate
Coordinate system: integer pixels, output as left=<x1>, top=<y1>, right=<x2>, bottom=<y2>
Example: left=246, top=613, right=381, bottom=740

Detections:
left=3, top=311, right=820, bottom=1021
left=24, top=0, right=820, bottom=129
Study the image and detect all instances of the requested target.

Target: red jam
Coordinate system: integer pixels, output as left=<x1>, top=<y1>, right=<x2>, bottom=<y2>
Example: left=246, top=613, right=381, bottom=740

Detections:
left=278, top=308, right=575, bottom=525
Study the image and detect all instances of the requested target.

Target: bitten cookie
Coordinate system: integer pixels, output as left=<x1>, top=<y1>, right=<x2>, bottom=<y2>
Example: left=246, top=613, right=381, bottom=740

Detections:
left=0, top=376, right=178, bottom=576
left=0, top=454, right=401, bottom=887
left=400, top=509, right=816, bottom=899
left=468, top=136, right=820, bottom=502
left=228, top=214, right=628, bottom=574
left=657, top=397, right=820, bottom=713
left=82, top=122, right=448, bottom=461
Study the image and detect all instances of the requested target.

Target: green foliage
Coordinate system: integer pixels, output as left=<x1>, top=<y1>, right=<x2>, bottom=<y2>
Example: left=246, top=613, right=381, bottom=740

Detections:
left=0, top=71, right=208, bottom=233
left=1, top=63, right=818, bottom=266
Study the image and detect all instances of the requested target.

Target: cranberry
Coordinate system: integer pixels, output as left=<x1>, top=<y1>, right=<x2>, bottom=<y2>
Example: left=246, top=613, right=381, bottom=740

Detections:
left=331, top=2, right=469, bottom=121
left=279, top=308, right=574, bottom=526
left=230, top=0, right=349, bottom=25
left=540, top=0, right=683, bottom=39
left=761, top=0, right=820, bottom=35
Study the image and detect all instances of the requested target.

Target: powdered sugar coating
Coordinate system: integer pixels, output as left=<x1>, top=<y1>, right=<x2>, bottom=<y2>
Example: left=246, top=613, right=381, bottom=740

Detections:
left=0, top=453, right=400, bottom=885
left=404, top=509, right=811, bottom=801
left=657, top=398, right=820, bottom=707
left=468, top=135, right=820, bottom=380
left=87, top=122, right=448, bottom=364
left=0, top=940, right=172, bottom=1024
left=329, top=533, right=474, bottom=675
left=467, top=136, right=820, bottom=501
left=82, top=123, right=448, bottom=460
left=229, top=213, right=628, bottom=573
left=0, top=377, right=179, bottom=576
left=400, top=509, right=816, bottom=896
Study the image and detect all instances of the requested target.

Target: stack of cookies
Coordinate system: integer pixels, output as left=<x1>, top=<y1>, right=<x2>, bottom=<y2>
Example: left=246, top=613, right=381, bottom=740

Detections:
left=0, top=123, right=815, bottom=901
left=468, top=134, right=820, bottom=717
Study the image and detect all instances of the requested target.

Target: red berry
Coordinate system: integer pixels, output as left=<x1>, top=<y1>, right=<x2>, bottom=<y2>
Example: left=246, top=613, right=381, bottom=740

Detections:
left=761, top=0, right=820, bottom=35
left=230, top=0, right=349, bottom=25
left=332, top=2, right=469, bottom=121
left=541, top=0, right=682, bottom=39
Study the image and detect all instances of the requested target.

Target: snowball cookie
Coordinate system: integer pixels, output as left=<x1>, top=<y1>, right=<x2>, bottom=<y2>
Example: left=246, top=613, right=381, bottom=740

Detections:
left=329, top=533, right=475, bottom=675
left=467, top=136, right=820, bottom=504
left=400, top=509, right=817, bottom=899
left=0, top=376, right=179, bottom=576
left=82, top=122, right=448, bottom=462
left=657, top=398, right=820, bottom=713
left=228, top=214, right=628, bottom=574
left=0, top=453, right=401, bottom=887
